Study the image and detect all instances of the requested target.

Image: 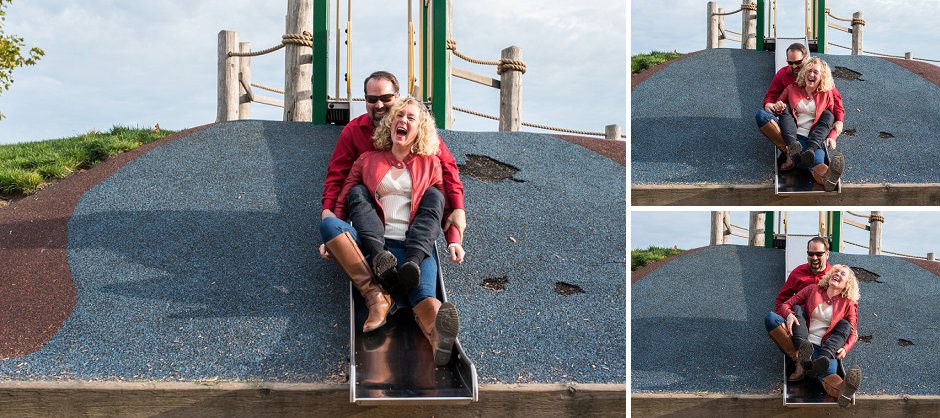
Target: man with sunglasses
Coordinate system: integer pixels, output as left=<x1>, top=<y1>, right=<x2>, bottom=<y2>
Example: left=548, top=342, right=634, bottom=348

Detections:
left=319, top=71, right=466, bottom=258
left=755, top=43, right=844, bottom=171
left=768, top=236, right=853, bottom=380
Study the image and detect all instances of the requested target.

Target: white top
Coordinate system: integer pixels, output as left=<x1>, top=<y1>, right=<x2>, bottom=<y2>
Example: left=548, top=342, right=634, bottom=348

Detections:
left=376, top=167, right=412, bottom=241
left=807, top=303, right=833, bottom=346
left=795, top=98, right=816, bottom=138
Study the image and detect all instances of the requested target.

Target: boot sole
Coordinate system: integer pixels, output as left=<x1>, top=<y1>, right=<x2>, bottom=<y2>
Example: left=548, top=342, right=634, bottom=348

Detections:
left=799, top=150, right=815, bottom=169
left=434, top=302, right=460, bottom=366
left=826, top=154, right=845, bottom=192
left=786, top=142, right=803, bottom=160
left=397, top=261, right=421, bottom=291
left=806, top=356, right=829, bottom=379
left=372, top=251, right=399, bottom=289
left=839, top=365, right=861, bottom=408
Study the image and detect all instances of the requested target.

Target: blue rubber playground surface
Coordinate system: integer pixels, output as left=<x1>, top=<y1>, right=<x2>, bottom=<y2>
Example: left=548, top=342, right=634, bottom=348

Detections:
left=0, top=121, right=626, bottom=384
left=632, top=48, right=940, bottom=185
left=632, top=244, right=940, bottom=395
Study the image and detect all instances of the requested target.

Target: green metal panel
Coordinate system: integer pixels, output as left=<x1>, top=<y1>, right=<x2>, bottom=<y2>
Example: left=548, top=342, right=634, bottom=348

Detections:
left=422, top=3, right=430, bottom=102
left=312, top=0, right=329, bottom=124
left=431, top=0, right=448, bottom=129
left=816, top=0, right=827, bottom=53
left=756, top=0, right=765, bottom=50
left=764, top=211, right=775, bottom=248
left=830, top=210, right=841, bottom=252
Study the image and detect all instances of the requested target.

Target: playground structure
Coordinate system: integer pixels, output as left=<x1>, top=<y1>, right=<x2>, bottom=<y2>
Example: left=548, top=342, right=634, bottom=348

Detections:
left=708, top=0, right=940, bottom=63
left=216, top=0, right=623, bottom=139
left=709, top=211, right=938, bottom=261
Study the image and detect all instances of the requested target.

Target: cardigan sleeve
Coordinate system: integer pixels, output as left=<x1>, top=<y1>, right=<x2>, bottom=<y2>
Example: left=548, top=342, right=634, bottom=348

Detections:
left=778, top=284, right=814, bottom=318
left=841, top=301, right=859, bottom=353
left=333, top=154, right=367, bottom=221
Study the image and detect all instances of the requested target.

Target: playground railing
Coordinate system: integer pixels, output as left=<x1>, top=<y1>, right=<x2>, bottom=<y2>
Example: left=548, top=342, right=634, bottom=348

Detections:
left=707, top=1, right=758, bottom=50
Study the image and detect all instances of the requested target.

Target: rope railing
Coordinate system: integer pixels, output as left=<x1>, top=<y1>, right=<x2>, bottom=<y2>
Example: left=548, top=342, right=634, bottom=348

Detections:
left=446, top=39, right=527, bottom=75
left=712, top=2, right=756, bottom=17
left=228, top=31, right=313, bottom=58
left=452, top=106, right=626, bottom=138
left=251, top=83, right=284, bottom=95
left=829, top=42, right=940, bottom=63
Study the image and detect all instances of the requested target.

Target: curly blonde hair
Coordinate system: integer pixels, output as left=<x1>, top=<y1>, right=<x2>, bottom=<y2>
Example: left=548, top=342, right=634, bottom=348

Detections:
left=818, top=264, right=860, bottom=302
left=372, top=97, right=440, bottom=156
left=796, top=57, right=834, bottom=92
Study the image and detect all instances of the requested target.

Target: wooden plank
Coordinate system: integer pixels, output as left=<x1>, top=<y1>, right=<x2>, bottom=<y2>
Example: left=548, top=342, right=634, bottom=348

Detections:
left=632, top=393, right=940, bottom=417
left=452, top=67, right=500, bottom=89
left=631, top=183, right=940, bottom=206
left=0, top=382, right=625, bottom=417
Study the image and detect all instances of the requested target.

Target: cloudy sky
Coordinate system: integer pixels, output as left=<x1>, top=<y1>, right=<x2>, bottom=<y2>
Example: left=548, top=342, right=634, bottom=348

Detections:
left=632, top=0, right=940, bottom=60
left=631, top=211, right=940, bottom=260
left=0, top=1, right=626, bottom=144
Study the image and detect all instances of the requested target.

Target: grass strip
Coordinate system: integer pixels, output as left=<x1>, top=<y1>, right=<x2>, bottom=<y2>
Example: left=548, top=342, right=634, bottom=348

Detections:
left=631, top=246, right=684, bottom=271
left=631, top=51, right=684, bottom=74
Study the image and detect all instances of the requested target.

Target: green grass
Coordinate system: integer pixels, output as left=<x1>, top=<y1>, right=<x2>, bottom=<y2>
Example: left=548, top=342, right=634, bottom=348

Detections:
left=0, top=126, right=174, bottom=196
left=631, top=246, right=684, bottom=271
left=631, top=51, right=684, bottom=74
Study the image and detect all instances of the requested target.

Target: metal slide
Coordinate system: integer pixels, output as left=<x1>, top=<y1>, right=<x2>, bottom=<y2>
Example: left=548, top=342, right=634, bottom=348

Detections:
left=771, top=38, right=841, bottom=195
left=780, top=235, right=851, bottom=407
left=348, top=244, right=478, bottom=405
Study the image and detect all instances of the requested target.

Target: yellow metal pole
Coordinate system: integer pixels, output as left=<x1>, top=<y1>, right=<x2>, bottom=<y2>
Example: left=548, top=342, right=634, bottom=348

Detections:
left=408, top=0, right=415, bottom=96
left=772, top=0, right=777, bottom=39
left=346, top=0, right=352, bottom=100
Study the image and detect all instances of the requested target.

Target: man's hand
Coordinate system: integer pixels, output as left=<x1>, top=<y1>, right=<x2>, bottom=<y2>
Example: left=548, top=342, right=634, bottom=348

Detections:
left=449, top=244, right=465, bottom=263
left=443, top=209, right=467, bottom=237
left=835, top=347, right=847, bottom=359
left=319, top=244, right=332, bottom=260
left=321, top=209, right=336, bottom=220
left=785, top=313, right=800, bottom=335
left=771, top=101, right=787, bottom=114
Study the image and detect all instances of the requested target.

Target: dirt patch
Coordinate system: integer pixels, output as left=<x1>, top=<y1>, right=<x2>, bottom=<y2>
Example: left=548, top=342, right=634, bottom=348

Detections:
left=832, top=66, right=863, bottom=81
left=842, top=129, right=856, bottom=137
left=482, top=276, right=508, bottom=292
left=459, top=154, right=523, bottom=183
left=879, top=132, right=895, bottom=139
left=850, top=266, right=882, bottom=283
left=554, top=281, right=585, bottom=296
left=858, top=335, right=873, bottom=344
left=898, top=338, right=914, bottom=347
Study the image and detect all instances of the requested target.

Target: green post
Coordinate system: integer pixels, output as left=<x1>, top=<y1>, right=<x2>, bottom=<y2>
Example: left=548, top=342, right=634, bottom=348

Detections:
left=816, top=0, right=827, bottom=53
left=311, top=0, right=329, bottom=124
left=431, top=0, right=449, bottom=129
left=831, top=211, right=841, bottom=252
left=421, top=3, right=430, bottom=102
left=756, top=0, right=765, bottom=51
left=764, top=211, right=775, bottom=248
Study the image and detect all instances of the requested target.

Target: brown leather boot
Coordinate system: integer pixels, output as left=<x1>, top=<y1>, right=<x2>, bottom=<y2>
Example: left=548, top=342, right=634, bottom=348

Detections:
left=761, top=122, right=796, bottom=171
left=325, top=232, right=392, bottom=333
left=822, top=365, right=861, bottom=408
left=413, top=297, right=460, bottom=366
left=768, top=324, right=811, bottom=381
left=811, top=164, right=829, bottom=186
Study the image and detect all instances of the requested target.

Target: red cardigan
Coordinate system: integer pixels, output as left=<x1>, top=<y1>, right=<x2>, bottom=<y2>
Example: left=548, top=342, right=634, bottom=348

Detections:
left=321, top=113, right=465, bottom=213
left=777, top=84, right=845, bottom=140
left=778, top=284, right=858, bottom=353
left=334, top=150, right=461, bottom=245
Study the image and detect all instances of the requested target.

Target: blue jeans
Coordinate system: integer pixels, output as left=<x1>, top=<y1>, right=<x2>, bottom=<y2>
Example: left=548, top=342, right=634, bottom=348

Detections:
left=812, top=345, right=839, bottom=379
left=755, top=108, right=779, bottom=129
left=319, top=217, right=438, bottom=308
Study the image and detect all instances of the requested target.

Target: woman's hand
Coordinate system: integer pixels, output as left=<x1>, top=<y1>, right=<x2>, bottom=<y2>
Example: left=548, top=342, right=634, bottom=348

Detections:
left=771, top=101, right=786, bottom=114
left=785, top=313, right=800, bottom=335
left=448, top=243, right=465, bottom=263
left=319, top=244, right=332, bottom=260
left=836, top=347, right=847, bottom=359
left=826, top=137, right=837, bottom=150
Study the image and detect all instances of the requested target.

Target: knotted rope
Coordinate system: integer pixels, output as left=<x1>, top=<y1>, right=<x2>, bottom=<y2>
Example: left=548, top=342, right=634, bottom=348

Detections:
left=446, top=39, right=527, bottom=74
left=228, top=31, right=313, bottom=58
left=452, top=106, right=626, bottom=138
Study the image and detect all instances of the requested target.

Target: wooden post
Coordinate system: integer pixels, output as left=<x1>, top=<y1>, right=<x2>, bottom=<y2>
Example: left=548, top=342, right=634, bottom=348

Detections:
left=723, top=212, right=732, bottom=244
left=748, top=211, right=765, bottom=246
left=851, top=11, right=864, bottom=55
left=869, top=211, right=883, bottom=255
left=238, top=42, right=252, bottom=119
left=742, top=0, right=757, bottom=49
left=498, top=46, right=523, bottom=132
left=605, top=124, right=622, bottom=140
left=217, top=30, right=240, bottom=122
left=710, top=211, right=724, bottom=246
left=905, top=52, right=913, bottom=60
left=284, top=0, right=313, bottom=122
left=929, top=253, right=936, bottom=262
left=707, top=2, right=720, bottom=49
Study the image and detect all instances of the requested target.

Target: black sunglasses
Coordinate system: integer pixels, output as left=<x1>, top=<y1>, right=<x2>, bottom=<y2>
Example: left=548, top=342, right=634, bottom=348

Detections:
left=787, top=60, right=803, bottom=66
left=807, top=251, right=826, bottom=257
left=365, top=93, right=396, bottom=104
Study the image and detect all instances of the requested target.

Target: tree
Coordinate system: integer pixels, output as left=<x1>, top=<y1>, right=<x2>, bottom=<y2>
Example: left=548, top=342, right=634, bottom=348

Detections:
left=0, top=0, right=44, bottom=119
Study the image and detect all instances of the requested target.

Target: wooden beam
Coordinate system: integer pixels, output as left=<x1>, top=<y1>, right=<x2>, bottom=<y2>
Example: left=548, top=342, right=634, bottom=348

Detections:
left=452, top=67, right=499, bottom=89
left=633, top=393, right=940, bottom=417
left=239, top=77, right=285, bottom=108
left=631, top=183, right=940, bottom=206
left=0, top=381, right=625, bottom=417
